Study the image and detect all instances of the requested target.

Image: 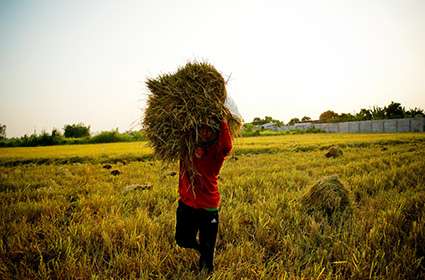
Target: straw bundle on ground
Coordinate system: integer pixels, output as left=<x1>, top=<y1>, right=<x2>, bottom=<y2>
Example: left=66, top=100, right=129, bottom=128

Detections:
left=325, top=146, right=343, bottom=158
left=143, top=62, right=241, bottom=164
left=301, top=175, right=351, bottom=220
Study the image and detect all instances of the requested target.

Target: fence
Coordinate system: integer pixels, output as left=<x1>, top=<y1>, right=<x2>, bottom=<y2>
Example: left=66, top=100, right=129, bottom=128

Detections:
left=278, top=117, right=425, bottom=133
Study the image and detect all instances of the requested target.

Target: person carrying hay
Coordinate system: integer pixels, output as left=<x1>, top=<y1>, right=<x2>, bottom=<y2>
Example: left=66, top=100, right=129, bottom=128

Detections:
left=175, top=118, right=233, bottom=273
left=143, top=62, right=242, bottom=272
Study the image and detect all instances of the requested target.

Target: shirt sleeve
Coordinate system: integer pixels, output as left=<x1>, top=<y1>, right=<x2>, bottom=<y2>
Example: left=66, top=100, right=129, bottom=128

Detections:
left=218, top=120, right=233, bottom=157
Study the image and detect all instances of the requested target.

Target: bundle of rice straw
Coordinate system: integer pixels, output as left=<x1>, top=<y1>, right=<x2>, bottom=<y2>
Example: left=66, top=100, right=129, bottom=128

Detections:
left=325, top=146, right=343, bottom=158
left=143, top=62, right=242, bottom=165
left=301, top=175, right=351, bottom=221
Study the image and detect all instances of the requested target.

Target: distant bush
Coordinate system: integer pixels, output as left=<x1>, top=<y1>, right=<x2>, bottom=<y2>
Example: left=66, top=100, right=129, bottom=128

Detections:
left=240, top=128, right=261, bottom=137
left=89, top=130, right=123, bottom=143
left=0, top=129, right=145, bottom=147
left=125, top=130, right=145, bottom=141
left=89, top=129, right=140, bottom=144
left=0, top=130, right=66, bottom=147
left=64, top=123, right=90, bottom=138
left=62, top=137, right=90, bottom=145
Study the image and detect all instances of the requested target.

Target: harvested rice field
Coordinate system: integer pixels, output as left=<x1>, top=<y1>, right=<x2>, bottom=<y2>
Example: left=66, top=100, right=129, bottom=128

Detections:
left=1, top=133, right=425, bottom=279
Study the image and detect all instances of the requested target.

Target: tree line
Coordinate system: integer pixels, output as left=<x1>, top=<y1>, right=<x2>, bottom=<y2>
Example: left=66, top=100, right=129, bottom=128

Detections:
left=0, top=123, right=145, bottom=147
left=1, top=101, right=423, bottom=147
left=248, top=101, right=424, bottom=127
left=317, top=101, right=424, bottom=123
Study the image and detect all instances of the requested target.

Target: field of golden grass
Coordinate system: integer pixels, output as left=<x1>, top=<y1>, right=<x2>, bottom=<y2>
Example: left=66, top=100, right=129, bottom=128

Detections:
left=1, top=133, right=424, bottom=279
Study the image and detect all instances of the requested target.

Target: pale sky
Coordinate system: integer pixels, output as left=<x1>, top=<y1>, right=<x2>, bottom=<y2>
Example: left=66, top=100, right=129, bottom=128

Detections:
left=1, top=0, right=424, bottom=137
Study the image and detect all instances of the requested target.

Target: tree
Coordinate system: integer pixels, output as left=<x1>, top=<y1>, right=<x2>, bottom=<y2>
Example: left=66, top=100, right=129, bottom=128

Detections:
left=319, top=110, right=338, bottom=122
left=264, top=116, right=273, bottom=124
left=385, top=101, right=404, bottom=119
left=288, top=118, right=300, bottom=125
left=271, top=119, right=284, bottom=127
left=371, top=106, right=385, bottom=120
left=64, top=123, right=90, bottom=138
left=51, top=128, right=62, bottom=137
left=338, top=113, right=356, bottom=122
left=405, top=107, right=425, bottom=118
left=251, top=116, right=283, bottom=126
left=0, top=124, right=5, bottom=140
left=356, top=108, right=372, bottom=121
left=243, top=123, right=254, bottom=130
left=301, top=116, right=311, bottom=122
left=252, top=117, right=263, bottom=125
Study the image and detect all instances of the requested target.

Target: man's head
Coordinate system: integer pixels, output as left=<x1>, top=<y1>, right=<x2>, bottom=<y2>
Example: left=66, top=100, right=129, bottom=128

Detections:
left=199, top=124, right=218, bottom=143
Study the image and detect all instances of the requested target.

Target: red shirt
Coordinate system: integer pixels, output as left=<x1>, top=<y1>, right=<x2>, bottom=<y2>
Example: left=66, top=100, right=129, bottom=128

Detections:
left=178, top=121, right=233, bottom=209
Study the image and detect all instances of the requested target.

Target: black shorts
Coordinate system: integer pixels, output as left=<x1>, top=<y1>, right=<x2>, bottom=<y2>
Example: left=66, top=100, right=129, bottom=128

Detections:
left=175, top=200, right=219, bottom=271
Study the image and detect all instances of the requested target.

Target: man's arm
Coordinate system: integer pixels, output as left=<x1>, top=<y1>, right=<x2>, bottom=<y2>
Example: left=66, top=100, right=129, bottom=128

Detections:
left=217, top=120, right=233, bottom=157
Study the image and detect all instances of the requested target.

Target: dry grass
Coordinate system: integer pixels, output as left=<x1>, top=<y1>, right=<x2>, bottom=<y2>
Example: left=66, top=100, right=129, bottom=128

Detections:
left=1, top=134, right=425, bottom=278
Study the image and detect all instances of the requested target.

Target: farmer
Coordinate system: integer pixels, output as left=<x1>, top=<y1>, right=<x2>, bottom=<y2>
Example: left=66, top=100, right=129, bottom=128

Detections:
left=175, top=119, right=233, bottom=272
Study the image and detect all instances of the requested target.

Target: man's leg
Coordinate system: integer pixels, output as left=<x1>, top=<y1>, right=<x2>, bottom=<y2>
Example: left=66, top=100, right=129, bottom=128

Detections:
left=175, top=201, right=200, bottom=250
left=198, top=209, right=219, bottom=272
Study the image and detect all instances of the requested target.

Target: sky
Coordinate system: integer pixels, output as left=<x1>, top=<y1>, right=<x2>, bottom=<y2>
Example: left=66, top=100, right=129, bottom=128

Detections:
left=1, top=0, right=424, bottom=137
